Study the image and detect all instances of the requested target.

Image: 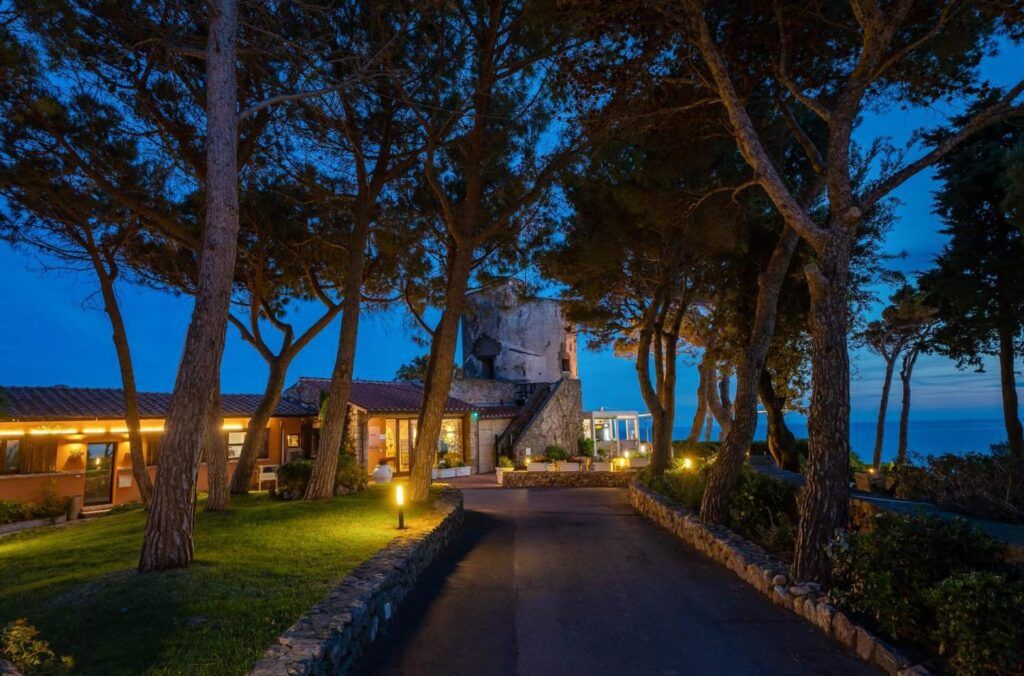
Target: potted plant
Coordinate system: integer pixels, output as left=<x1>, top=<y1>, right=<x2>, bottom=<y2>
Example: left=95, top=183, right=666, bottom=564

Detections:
left=371, top=458, right=393, bottom=484
left=545, top=445, right=569, bottom=471
left=527, top=456, right=550, bottom=472
left=495, top=455, right=515, bottom=484
left=592, top=449, right=612, bottom=472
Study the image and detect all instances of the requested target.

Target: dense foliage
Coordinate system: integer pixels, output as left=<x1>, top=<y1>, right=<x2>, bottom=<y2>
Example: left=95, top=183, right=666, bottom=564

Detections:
left=1, top=619, right=74, bottom=674
left=274, top=460, right=315, bottom=498
left=335, top=454, right=369, bottom=495
left=889, top=453, right=1024, bottom=523
left=827, top=513, right=1021, bottom=674
left=643, top=461, right=799, bottom=557
left=0, top=484, right=69, bottom=526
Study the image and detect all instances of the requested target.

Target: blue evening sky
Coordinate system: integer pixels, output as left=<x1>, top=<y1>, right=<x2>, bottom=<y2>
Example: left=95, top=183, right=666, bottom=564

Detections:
left=1, top=41, right=1021, bottom=429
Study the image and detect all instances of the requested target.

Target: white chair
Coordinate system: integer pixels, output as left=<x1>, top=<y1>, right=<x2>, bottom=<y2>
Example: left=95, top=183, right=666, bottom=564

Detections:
left=257, top=464, right=279, bottom=491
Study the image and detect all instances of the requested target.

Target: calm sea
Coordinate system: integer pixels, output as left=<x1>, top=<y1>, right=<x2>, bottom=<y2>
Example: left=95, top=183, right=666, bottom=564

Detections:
left=664, top=418, right=1011, bottom=464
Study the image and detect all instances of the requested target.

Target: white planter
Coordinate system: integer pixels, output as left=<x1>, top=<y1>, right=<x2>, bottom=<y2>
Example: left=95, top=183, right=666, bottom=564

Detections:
left=527, top=462, right=550, bottom=472
left=495, top=467, right=512, bottom=485
left=372, top=464, right=394, bottom=484
left=629, top=457, right=650, bottom=469
left=558, top=462, right=581, bottom=472
left=592, top=461, right=613, bottom=472
left=433, top=467, right=459, bottom=479
left=456, top=465, right=472, bottom=477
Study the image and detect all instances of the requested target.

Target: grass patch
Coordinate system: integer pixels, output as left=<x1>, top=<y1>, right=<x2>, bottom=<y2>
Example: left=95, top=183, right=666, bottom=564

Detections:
left=0, top=486, right=433, bottom=675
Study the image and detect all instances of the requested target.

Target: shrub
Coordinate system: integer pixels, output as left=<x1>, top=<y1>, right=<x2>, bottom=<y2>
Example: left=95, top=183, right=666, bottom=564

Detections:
left=890, top=453, right=1024, bottom=523
left=0, top=500, right=30, bottom=526
left=641, top=464, right=707, bottom=512
left=671, top=440, right=719, bottom=459
left=577, top=437, right=595, bottom=457
left=828, top=512, right=1004, bottom=647
left=1, top=619, right=74, bottom=674
left=545, top=445, right=569, bottom=462
left=335, top=454, right=367, bottom=495
left=926, top=571, right=1024, bottom=675
left=727, top=467, right=799, bottom=554
left=497, top=455, right=514, bottom=469
left=274, top=460, right=314, bottom=499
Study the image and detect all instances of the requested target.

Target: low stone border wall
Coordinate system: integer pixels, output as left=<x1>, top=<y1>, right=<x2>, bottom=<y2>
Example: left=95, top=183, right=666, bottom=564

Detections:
left=0, top=514, right=67, bottom=538
left=502, top=470, right=635, bottom=488
left=250, top=487, right=464, bottom=676
left=629, top=480, right=928, bottom=676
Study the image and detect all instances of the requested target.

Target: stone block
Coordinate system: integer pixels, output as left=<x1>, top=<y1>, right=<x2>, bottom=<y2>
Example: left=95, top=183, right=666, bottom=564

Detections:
left=855, top=626, right=877, bottom=662
left=832, top=611, right=856, bottom=649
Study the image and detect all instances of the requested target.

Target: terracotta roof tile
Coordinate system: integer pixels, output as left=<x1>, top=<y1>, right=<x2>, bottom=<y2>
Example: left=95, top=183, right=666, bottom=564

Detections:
left=0, top=386, right=314, bottom=421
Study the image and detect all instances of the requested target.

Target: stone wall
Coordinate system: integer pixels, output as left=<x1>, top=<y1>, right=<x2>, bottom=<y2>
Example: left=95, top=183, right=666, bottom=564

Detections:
left=629, top=481, right=930, bottom=676
left=512, top=378, right=582, bottom=462
left=502, top=470, right=634, bottom=488
left=250, top=487, right=464, bottom=676
left=461, top=281, right=578, bottom=382
left=448, top=378, right=520, bottom=407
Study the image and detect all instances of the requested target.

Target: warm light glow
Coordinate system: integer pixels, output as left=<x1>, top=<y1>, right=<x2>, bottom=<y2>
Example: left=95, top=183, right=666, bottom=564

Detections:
left=395, top=485, right=405, bottom=507
left=140, top=426, right=165, bottom=433
left=624, top=451, right=631, bottom=459
left=868, top=467, right=875, bottom=474
left=110, top=427, right=129, bottom=434
left=29, top=428, right=78, bottom=436
left=639, top=443, right=647, bottom=453
left=682, top=457, right=694, bottom=470
left=82, top=427, right=107, bottom=434
left=0, top=430, right=25, bottom=437
left=222, top=423, right=244, bottom=431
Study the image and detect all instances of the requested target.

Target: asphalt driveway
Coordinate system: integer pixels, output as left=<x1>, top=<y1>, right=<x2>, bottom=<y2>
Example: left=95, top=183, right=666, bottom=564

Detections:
left=353, top=482, right=875, bottom=676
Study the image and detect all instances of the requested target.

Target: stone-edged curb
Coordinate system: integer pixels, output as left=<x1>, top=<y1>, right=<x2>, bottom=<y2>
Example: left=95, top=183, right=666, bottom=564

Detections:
left=250, top=486, right=464, bottom=676
left=629, top=480, right=929, bottom=676
left=502, top=470, right=634, bottom=488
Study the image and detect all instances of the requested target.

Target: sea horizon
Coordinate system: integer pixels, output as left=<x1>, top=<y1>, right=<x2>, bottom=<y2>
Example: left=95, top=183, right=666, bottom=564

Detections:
left=661, top=416, right=1012, bottom=464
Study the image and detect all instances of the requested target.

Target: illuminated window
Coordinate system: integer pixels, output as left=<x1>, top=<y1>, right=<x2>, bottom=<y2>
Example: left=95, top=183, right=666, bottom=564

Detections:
left=1, top=439, right=20, bottom=474
left=227, top=432, right=245, bottom=460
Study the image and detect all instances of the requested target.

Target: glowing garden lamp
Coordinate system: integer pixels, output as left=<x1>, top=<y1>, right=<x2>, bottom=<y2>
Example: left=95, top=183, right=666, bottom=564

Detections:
left=682, top=457, right=694, bottom=470
left=395, top=485, right=406, bottom=530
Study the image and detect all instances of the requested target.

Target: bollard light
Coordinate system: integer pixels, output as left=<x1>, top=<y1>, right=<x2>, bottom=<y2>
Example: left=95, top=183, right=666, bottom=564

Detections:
left=682, top=457, right=694, bottom=470
left=395, top=485, right=406, bottom=530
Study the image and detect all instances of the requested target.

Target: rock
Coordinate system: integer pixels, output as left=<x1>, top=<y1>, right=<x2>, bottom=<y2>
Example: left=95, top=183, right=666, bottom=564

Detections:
left=789, top=584, right=813, bottom=597
left=897, top=666, right=930, bottom=676
left=0, top=659, right=21, bottom=676
left=832, top=611, right=857, bottom=649
left=772, top=574, right=787, bottom=586
left=814, top=602, right=836, bottom=634
left=874, top=640, right=911, bottom=675
left=855, top=626, right=877, bottom=662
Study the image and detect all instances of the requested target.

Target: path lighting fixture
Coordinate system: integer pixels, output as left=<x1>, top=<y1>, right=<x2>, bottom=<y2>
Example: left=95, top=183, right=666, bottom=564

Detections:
left=682, top=457, right=694, bottom=470
left=395, top=485, right=406, bottom=530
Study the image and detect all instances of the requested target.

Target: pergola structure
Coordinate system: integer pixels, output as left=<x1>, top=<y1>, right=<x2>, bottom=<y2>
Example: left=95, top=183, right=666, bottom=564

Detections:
left=582, top=408, right=645, bottom=457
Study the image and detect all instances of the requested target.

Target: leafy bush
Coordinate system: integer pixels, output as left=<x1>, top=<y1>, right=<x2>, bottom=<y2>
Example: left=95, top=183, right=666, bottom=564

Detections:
left=274, top=460, right=314, bottom=498
left=926, top=571, right=1024, bottom=675
left=727, top=468, right=799, bottom=554
left=497, top=455, right=514, bottom=468
left=1, top=619, right=74, bottom=674
left=577, top=437, right=595, bottom=457
left=0, top=483, right=69, bottom=525
left=0, top=500, right=30, bottom=526
left=545, top=445, right=569, bottom=462
left=828, top=512, right=1004, bottom=647
left=890, top=453, right=1024, bottom=523
left=335, top=454, right=367, bottom=495
left=646, top=465, right=707, bottom=511
left=671, top=440, right=719, bottom=459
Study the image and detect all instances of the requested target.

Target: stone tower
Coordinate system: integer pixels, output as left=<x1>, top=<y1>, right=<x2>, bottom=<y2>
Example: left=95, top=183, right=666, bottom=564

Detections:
left=460, top=280, right=578, bottom=383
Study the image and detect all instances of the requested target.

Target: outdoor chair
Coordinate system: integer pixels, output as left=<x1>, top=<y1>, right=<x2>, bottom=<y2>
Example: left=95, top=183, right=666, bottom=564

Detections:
left=257, top=464, right=279, bottom=491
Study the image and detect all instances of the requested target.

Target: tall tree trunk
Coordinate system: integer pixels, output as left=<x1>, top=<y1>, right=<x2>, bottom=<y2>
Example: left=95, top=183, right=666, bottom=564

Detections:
left=896, top=349, right=919, bottom=464
left=305, top=211, right=373, bottom=499
left=704, top=409, right=713, bottom=441
left=997, top=323, right=1024, bottom=457
left=204, top=384, right=230, bottom=511
left=231, top=359, right=287, bottom=494
left=704, top=363, right=732, bottom=437
left=635, top=311, right=676, bottom=477
left=139, top=0, right=239, bottom=572
left=88, top=246, right=153, bottom=507
left=872, top=356, right=897, bottom=468
left=794, top=242, right=852, bottom=583
left=687, top=361, right=708, bottom=442
left=701, top=228, right=799, bottom=523
left=759, top=368, right=799, bottom=471
left=408, top=247, right=474, bottom=503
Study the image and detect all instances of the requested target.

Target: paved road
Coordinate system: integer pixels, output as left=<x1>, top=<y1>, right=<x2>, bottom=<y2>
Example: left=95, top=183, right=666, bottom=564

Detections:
left=354, top=483, right=875, bottom=676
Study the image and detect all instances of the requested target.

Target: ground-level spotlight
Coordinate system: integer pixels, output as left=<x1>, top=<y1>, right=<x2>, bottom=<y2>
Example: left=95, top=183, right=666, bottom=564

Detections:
left=396, top=485, right=406, bottom=530
left=682, top=457, right=694, bottom=470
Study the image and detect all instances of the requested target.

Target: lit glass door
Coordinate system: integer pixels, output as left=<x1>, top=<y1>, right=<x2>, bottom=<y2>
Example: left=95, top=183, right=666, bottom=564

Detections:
left=85, top=442, right=115, bottom=505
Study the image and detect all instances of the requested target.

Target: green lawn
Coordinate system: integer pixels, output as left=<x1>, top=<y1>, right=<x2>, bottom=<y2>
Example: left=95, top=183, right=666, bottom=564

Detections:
left=0, top=486, right=432, bottom=675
